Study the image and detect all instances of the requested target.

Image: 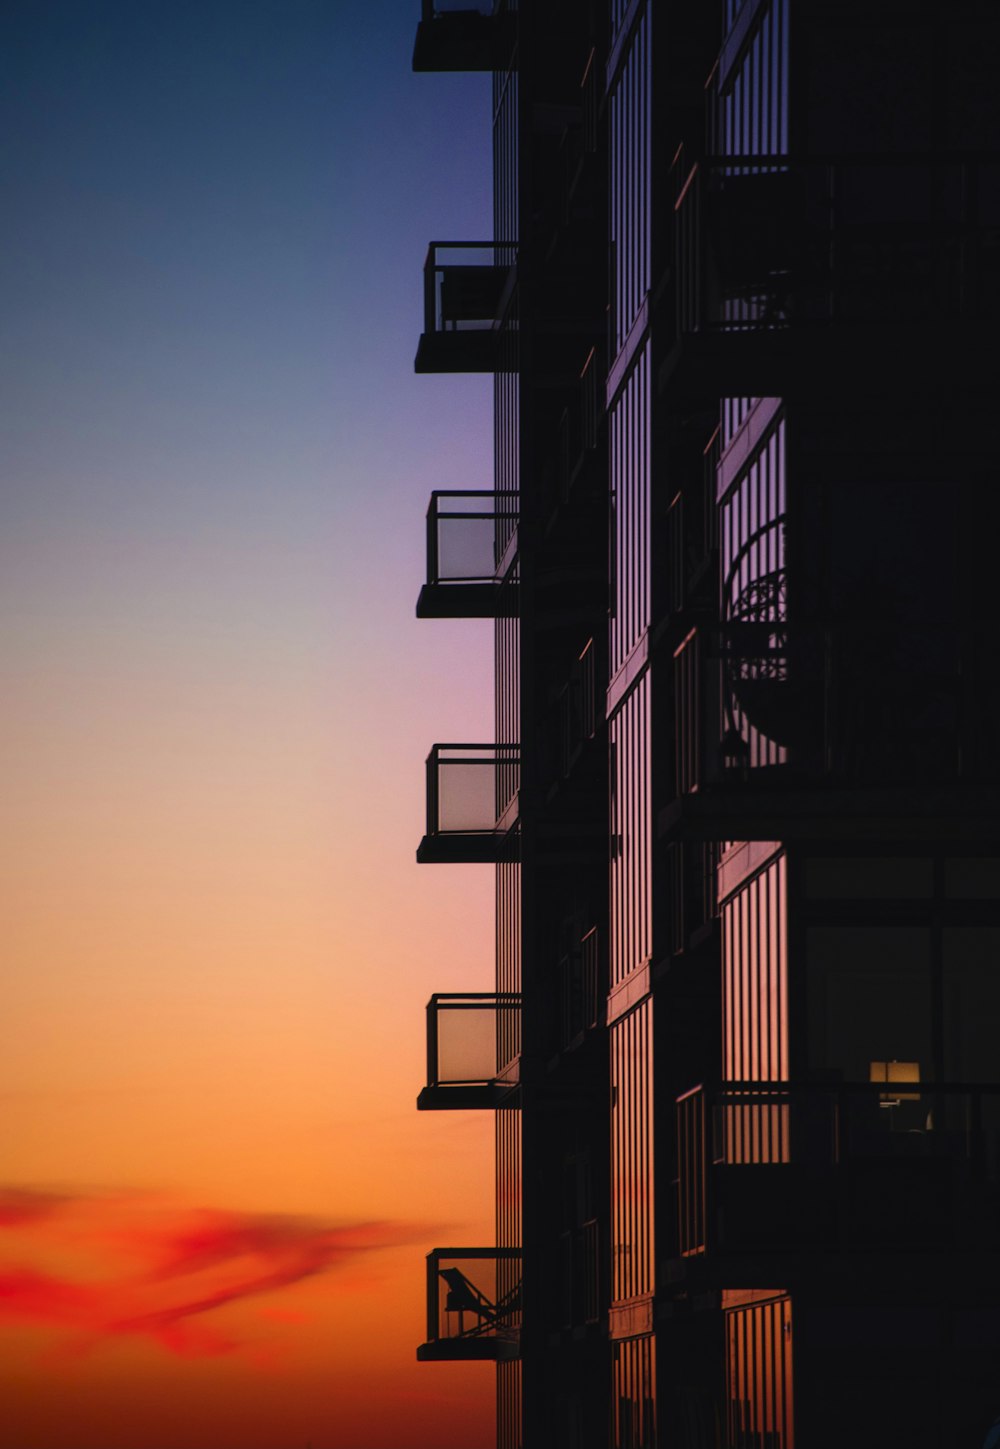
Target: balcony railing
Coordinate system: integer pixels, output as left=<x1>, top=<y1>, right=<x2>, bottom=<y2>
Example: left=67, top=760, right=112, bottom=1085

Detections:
left=413, top=3, right=515, bottom=74
left=418, top=1247, right=522, bottom=1361
left=671, top=622, right=1000, bottom=801
left=417, top=743, right=520, bottom=863
left=676, top=1081, right=1000, bottom=1258
left=674, top=154, right=1000, bottom=339
left=417, top=992, right=520, bottom=1109
left=416, top=490, right=518, bottom=618
left=415, top=243, right=516, bottom=372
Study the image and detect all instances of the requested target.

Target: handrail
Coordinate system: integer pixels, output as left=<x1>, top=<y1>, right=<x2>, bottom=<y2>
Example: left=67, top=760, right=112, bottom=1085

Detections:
left=676, top=1079, right=1000, bottom=1256
left=424, top=1247, right=523, bottom=1346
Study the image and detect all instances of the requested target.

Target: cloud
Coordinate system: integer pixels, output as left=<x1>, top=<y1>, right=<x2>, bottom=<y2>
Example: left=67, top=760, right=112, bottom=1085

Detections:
left=0, top=1186, right=428, bottom=1363
left=0, top=1187, right=78, bottom=1227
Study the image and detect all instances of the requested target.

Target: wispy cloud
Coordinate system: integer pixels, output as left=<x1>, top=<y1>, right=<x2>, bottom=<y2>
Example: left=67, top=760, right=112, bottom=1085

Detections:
left=0, top=1186, right=426, bottom=1363
left=0, top=1186, right=77, bottom=1227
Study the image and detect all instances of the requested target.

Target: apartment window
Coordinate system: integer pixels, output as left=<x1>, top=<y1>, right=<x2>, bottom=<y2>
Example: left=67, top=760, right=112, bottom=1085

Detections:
left=609, top=351, right=651, bottom=676
left=719, top=408, right=788, bottom=770
left=612, top=1335, right=656, bottom=1449
left=805, top=926, right=932, bottom=1083
left=725, top=1291, right=794, bottom=1449
left=717, top=0, right=789, bottom=158
left=611, top=1000, right=654, bottom=1302
left=610, top=678, right=652, bottom=987
left=723, top=856, right=789, bottom=1164
left=609, top=6, right=651, bottom=355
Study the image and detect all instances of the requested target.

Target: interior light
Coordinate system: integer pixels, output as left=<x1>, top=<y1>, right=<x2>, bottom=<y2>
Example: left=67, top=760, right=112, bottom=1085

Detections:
left=869, top=1059, right=921, bottom=1104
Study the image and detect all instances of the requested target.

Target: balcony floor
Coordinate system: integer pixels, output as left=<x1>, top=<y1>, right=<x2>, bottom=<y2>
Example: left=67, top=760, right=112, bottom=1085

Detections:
left=659, top=783, right=1000, bottom=843
left=415, top=331, right=500, bottom=374
left=417, top=831, right=516, bottom=864
left=412, top=14, right=512, bottom=73
left=417, top=1334, right=519, bottom=1363
left=417, top=1083, right=507, bottom=1111
left=416, top=582, right=499, bottom=619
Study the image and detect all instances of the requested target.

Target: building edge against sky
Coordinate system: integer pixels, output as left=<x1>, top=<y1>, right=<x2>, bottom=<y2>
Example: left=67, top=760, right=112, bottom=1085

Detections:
left=408, top=2, right=1000, bottom=1447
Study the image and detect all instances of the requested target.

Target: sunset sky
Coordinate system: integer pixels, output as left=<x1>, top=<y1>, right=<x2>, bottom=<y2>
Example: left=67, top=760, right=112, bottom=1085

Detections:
left=1, top=3, right=498, bottom=1445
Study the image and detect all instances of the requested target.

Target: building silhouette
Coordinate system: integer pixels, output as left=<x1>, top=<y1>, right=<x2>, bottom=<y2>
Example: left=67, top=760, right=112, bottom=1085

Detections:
left=409, top=2, right=1000, bottom=1446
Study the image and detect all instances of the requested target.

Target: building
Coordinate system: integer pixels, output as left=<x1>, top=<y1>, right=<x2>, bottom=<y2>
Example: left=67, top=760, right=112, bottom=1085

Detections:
left=409, top=2, right=1000, bottom=1446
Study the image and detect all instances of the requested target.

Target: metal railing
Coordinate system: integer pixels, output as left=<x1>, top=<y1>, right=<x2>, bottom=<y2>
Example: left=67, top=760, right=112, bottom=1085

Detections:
left=673, top=622, right=1000, bottom=793
left=425, top=490, right=518, bottom=586
left=424, top=991, right=521, bottom=1090
left=674, top=153, right=1000, bottom=335
left=425, top=1248, right=522, bottom=1348
left=422, top=242, right=516, bottom=336
left=677, top=1080, right=1000, bottom=1256
left=425, top=743, right=520, bottom=838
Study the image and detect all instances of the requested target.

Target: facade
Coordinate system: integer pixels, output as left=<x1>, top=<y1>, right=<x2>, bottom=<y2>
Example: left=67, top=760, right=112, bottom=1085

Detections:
left=410, top=3, right=1000, bottom=1447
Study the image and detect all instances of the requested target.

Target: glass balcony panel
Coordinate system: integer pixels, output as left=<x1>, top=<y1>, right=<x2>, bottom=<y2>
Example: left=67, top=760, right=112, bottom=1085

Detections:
left=436, top=998, right=497, bottom=1085
left=437, top=1252, right=498, bottom=1342
left=431, top=245, right=508, bottom=331
left=419, top=746, right=520, bottom=861
left=418, top=1247, right=522, bottom=1359
left=437, top=759, right=499, bottom=832
left=437, top=514, right=496, bottom=581
left=419, top=994, right=520, bottom=1110
left=418, top=492, right=519, bottom=619
left=415, top=244, right=515, bottom=373
left=428, top=745, right=519, bottom=826
left=437, top=510, right=495, bottom=576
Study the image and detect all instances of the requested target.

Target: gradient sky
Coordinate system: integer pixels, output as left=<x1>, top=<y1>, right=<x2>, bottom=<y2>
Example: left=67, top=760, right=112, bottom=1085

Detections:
left=1, top=4, right=499, bottom=1445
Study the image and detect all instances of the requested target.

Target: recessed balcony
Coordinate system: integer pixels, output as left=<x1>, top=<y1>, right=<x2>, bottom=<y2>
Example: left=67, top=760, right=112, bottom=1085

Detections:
left=418, top=992, right=520, bottom=1110
left=663, top=622, right=1000, bottom=840
left=417, top=1248, right=521, bottom=1361
left=416, top=490, right=518, bottom=618
left=675, top=1081, right=1000, bottom=1262
left=415, top=243, right=515, bottom=373
left=667, top=153, right=1000, bottom=394
left=417, top=743, right=520, bottom=863
left=412, top=2, right=516, bottom=73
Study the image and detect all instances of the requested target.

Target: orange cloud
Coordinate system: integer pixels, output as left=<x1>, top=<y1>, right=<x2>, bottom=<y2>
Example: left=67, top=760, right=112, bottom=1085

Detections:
left=0, top=1186, right=430, bottom=1364
left=0, top=1187, right=76, bottom=1227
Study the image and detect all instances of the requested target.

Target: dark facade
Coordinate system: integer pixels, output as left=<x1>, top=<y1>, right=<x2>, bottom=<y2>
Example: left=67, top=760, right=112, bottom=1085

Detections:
left=410, top=3, right=1000, bottom=1446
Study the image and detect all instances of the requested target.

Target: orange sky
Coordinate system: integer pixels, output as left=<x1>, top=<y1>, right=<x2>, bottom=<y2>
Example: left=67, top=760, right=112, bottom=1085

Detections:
left=1, top=549, right=500, bottom=1447
left=0, top=3, right=499, bottom=1445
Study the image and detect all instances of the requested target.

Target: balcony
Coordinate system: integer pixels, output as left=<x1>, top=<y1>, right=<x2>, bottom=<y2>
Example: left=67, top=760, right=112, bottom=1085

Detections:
left=667, top=154, right=1000, bottom=394
left=417, top=743, right=520, bottom=863
left=675, top=1081, right=1000, bottom=1262
left=417, top=992, right=520, bottom=1110
left=416, top=490, right=518, bottom=618
left=412, top=2, right=515, bottom=73
left=663, top=622, right=1000, bottom=841
left=415, top=243, right=515, bottom=373
left=418, top=1247, right=521, bottom=1361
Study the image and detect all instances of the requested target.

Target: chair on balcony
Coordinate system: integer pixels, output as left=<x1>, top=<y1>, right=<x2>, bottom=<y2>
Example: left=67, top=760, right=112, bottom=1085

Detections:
left=440, top=1266, right=497, bottom=1336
